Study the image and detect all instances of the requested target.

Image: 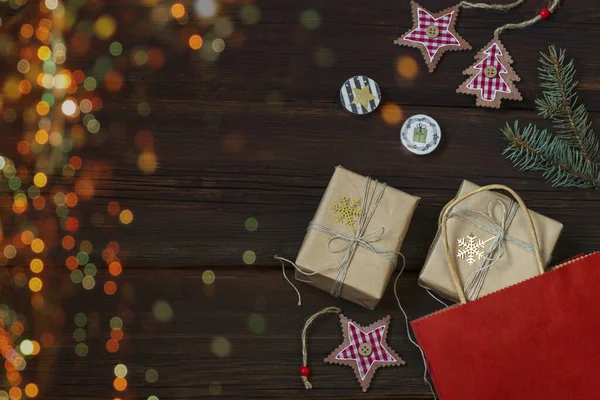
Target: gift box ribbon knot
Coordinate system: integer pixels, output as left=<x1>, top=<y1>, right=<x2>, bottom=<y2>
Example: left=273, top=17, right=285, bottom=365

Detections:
left=447, top=198, right=550, bottom=301
left=301, top=177, right=400, bottom=298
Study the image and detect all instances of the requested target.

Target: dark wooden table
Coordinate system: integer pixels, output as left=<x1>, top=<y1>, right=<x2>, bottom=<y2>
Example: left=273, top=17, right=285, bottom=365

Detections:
left=3, top=0, right=600, bottom=398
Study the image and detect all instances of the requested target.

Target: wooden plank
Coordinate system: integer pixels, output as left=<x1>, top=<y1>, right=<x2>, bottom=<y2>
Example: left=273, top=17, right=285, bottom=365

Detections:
left=141, top=0, right=600, bottom=109
left=19, top=268, right=440, bottom=399
left=1, top=102, right=595, bottom=268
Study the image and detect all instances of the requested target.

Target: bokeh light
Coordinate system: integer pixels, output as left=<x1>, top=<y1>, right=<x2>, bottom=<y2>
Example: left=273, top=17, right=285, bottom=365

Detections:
left=208, top=381, right=222, bottom=396
left=145, top=369, right=159, bottom=383
left=243, top=250, right=256, bottom=265
left=381, top=103, right=404, bottom=126
left=189, top=35, right=203, bottom=50
left=300, top=9, right=321, bottom=30
left=202, top=270, right=215, bottom=284
left=194, top=0, right=217, bottom=18
left=396, top=56, right=420, bottom=80
left=152, top=300, right=173, bottom=322
left=211, top=337, right=232, bottom=358
left=119, top=210, right=133, bottom=224
left=245, top=217, right=258, bottom=232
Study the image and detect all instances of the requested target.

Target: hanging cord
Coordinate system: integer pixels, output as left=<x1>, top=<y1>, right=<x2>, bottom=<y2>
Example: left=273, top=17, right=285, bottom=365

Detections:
left=300, top=306, right=342, bottom=389
left=393, top=254, right=437, bottom=400
left=459, top=0, right=525, bottom=10
left=276, top=255, right=303, bottom=306
left=494, top=0, right=560, bottom=37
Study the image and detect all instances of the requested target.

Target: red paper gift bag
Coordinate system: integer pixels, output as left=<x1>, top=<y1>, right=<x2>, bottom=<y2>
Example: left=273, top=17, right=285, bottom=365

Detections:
left=411, top=185, right=600, bottom=400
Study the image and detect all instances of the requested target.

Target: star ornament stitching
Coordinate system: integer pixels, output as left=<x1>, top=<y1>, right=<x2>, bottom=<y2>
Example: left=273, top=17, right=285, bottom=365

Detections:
left=325, top=315, right=404, bottom=392
left=394, top=1, right=471, bottom=72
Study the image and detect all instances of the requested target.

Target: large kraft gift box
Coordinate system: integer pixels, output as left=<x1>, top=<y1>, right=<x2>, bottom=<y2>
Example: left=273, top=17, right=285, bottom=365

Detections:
left=295, top=166, right=420, bottom=309
left=419, top=180, right=564, bottom=302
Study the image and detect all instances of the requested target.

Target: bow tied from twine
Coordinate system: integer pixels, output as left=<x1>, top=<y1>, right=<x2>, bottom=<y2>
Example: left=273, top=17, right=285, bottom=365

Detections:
left=324, top=227, right=386, bottom=257
left=448, top=198, right=549, bottom=301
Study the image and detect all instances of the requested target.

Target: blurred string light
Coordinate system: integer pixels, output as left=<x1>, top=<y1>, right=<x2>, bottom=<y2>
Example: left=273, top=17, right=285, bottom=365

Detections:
left=0, top=0, right=252, bottom=396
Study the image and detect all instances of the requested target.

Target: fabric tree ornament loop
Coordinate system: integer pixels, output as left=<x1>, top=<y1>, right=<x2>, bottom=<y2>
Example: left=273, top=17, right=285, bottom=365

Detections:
left=458, top=0, right=561, bottom=108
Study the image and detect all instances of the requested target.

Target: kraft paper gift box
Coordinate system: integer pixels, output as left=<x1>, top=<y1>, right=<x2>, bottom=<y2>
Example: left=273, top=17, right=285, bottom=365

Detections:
left=418, top=180, right=563, bottom=302
left=294, top=166, right=420, bottom=309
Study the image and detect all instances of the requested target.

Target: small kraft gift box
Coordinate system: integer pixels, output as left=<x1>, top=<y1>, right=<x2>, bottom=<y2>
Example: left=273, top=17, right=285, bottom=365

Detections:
left=419, top=180, right=563, bottom=303
left=292, top=166, right=420, bottom=309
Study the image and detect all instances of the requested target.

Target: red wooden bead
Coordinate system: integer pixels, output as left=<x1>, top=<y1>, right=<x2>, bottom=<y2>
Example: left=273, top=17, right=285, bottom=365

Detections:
left=539, top=7, right=551, bottom=20
left=300, top=366, right=311, bottom=377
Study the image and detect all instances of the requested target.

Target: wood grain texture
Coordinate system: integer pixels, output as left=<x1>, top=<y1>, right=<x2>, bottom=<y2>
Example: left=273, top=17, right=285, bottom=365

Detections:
left=3, top=0, right=600, bottom=398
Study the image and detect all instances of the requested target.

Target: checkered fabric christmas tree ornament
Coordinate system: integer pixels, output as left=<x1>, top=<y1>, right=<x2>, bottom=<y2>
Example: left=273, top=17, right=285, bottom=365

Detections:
left=457, top=38, right=522, bottom=108
left=394, top=1, right=471, bottom=73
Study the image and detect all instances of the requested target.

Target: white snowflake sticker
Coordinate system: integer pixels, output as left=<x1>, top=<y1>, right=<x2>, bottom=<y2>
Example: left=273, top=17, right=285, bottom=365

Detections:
left=457, top=233, right=491, bottom=265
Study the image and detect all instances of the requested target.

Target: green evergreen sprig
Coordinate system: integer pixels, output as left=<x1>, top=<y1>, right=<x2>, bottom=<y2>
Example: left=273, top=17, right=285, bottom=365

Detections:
left=503, top=46, right=600, bottom=188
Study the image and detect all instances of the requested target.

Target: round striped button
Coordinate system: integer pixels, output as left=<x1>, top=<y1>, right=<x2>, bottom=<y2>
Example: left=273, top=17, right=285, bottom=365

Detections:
left=340, top=76, right=381, bottom=115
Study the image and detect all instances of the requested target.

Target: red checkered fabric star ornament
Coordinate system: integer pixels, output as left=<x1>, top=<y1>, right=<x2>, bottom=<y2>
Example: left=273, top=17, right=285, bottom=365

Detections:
left=394, top=1, right=471, bottom=72
left=457, top=38, right=522, bottom=108
left=324, top=314, right=404, bottom=392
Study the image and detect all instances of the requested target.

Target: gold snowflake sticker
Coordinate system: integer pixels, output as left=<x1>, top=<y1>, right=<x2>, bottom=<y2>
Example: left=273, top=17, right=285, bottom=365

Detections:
left=332, top=196, right=362, bottom=228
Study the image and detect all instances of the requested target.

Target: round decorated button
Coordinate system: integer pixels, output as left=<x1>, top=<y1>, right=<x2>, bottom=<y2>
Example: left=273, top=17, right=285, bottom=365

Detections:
left=340, top=76, right=381, bottom=115
left=358, top=342, right=372, bottom=357
left=484, top=65, right=498, bottom=79
left=426, top=25, right=440, bottom=38
left=400, top=114, right=441, bottom=155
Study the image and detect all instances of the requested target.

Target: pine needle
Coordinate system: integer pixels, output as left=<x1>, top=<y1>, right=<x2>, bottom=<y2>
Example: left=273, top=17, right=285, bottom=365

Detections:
left=535, top=46, right=600, bottom=162
left=503, top=47, right=600, bottom=188
left=503, top=122, right=600, bottom=188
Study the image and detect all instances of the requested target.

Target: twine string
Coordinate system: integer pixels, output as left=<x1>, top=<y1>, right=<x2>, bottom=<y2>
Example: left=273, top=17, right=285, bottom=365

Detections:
left=300, top=306, right=341, bottom=389
left=276, top=177, right=399, bottom=305
left=440, top=185, right=545, bottom=304
left=494, top=0, right=560, bottom=38
left=331, top=178, right=387, bottom=297
left=459, top=0, right=525, bottom=11
left=393, top=254, right=437, bottom=400
left=447, top=198, right=550, bottom=301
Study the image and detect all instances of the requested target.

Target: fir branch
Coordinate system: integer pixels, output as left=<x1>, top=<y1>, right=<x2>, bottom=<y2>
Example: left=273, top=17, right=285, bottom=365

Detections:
left=535, top=46, right=600, bottom=162
left=503, top=122, right=600, bottom=188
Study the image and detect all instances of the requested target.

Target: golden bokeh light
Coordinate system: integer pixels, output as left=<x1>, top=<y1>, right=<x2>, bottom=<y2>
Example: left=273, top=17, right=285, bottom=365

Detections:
left=170, top=3, right=186, bottom=19
left=94, top=15, right=117, bottom=39
left=30, top=259, right=44, bottom=273
left=29, top=277, right=43, bottom=292
left=381, top=103, right=404, bottom=126
left=24, top=383, right=38, bottom=398
left=8, top=387, right=21, bottom=400
left=189, top=34, right=203, bottom=50
left=37, top=46, right=51, bottom=60
left=35, top=129, right=49, bottom=144
left=31, top=238, right=45, bottom=253
left=33, top=172, right=47, bottom=188
left=396, top=55, right=419, bottom=80
left=119, top=210, right=133, bottom=224
left=138, top=151, right=158, bottom=173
